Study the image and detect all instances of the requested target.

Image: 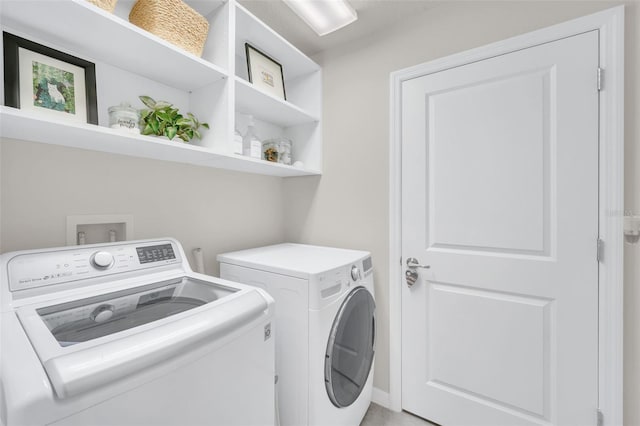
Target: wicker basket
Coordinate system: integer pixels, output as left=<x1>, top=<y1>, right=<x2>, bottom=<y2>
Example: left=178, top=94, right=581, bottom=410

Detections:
left=129, top=0, right=209, bottom=57
left=86, top=0, right=118, bottom=13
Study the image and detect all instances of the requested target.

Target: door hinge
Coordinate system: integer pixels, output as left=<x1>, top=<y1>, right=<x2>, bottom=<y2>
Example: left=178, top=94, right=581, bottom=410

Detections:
left=597, top=238, right=604, bottom=263
left=597, top=67, right=603, bottom=91
left=597, top=409, right=604, bottom=426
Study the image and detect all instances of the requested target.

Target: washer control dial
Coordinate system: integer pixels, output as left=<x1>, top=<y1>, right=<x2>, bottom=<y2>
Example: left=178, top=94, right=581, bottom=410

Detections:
left=91, top=251, right=114, bottom=270
left=350, top=265, right=361, bottom=281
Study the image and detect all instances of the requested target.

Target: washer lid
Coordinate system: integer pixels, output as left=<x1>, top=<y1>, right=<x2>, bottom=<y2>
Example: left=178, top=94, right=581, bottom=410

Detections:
left=16, top=276, right=272, bottom=399
left=37, top=277, right=232, bottom=346
left=217, top=243, right=370, bottom=279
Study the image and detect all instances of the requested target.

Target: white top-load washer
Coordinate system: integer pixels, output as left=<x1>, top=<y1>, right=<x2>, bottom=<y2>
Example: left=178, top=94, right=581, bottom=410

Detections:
left=0, top=238, right=275, bottom=426
left=218, top=243, right=375, bottom=426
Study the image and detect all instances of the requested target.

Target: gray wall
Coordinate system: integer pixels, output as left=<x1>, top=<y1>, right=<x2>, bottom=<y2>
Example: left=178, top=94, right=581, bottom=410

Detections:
left=0, top=139, right=286, bottom=277
left=284, top=1, right=640, bottom=423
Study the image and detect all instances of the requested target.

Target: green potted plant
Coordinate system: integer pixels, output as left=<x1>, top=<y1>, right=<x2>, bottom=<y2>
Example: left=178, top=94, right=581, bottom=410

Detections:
left=139, top=95, right=209, bottom=142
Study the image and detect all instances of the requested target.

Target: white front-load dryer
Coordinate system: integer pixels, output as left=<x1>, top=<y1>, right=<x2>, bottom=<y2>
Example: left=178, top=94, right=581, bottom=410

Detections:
left=218, top=244, right=375, bottom=426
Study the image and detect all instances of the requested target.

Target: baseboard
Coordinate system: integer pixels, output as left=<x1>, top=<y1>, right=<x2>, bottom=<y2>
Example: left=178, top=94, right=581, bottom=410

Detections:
left=371, top=387, right=391, bottom=409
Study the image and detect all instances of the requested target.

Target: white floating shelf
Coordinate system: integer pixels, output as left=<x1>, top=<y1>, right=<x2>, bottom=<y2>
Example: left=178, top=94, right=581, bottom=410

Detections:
left=0, top=107, right=321, bottom=177
left=0, top=0, right=228, bottom=91
left=235, top=77, right=318, bottom=127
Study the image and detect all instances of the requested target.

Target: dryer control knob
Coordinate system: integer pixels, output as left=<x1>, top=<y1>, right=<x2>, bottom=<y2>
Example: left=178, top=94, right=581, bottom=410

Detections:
left=351, top=265, right=361, bottom=281
left=91, top=251, right=114, bottom=269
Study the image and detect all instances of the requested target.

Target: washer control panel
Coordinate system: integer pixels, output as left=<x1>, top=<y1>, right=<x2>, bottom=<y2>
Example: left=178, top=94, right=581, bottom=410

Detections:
left=7, top=240, right=181, bottom=292
left=91, top=251, right=115, bottom=270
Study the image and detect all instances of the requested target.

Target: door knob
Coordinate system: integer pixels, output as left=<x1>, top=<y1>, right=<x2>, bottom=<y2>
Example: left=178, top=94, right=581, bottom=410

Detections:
left=406, top=258, right=430, bottom=269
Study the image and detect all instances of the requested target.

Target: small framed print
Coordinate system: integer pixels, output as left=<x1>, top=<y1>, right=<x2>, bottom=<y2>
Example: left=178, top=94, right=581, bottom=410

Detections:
left=3, top=32, right=98, bottom=124
left=245, top=43, right=286, bottom=100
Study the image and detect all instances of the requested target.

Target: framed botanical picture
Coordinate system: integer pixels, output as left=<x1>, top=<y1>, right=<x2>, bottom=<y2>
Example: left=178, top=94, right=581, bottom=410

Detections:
left=245, top=43, right=286, bottom=100
left=3, top=32, right=98, bottom=124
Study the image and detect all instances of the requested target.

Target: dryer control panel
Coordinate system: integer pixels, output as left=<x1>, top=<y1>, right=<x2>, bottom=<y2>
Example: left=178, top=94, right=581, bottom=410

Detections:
left=313, top=255, right=373, bottom=307
left=7, top=240, right=182, bottom=292
left=318, top=267, right=350, bottom=299
left=362, top=256, right=373, bottom=276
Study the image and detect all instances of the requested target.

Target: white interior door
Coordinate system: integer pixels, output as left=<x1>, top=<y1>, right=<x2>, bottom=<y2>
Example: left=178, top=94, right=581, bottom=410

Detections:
left=401, top=31, right=599, bottom=426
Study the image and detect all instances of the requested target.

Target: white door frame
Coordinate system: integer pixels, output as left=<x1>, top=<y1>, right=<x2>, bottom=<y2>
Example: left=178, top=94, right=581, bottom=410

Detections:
left=388, top=6, right=625, bottom=425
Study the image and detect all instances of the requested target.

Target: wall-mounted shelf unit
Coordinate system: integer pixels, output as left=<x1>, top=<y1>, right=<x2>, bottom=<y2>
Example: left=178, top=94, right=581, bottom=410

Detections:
left=0, top=106, right=320, bottom=177
left=0, top=0, right=322, bottom=177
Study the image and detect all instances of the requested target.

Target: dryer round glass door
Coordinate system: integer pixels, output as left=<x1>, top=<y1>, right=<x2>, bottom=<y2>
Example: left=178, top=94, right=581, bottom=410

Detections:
left=325, top=286, right=375, bottom=408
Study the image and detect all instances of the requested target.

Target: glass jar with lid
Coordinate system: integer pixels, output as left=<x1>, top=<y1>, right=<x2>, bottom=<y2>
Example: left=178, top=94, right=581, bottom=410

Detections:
left=262, top=140, right=279, bottom=162
left=277, top=138, right=292, bottom=165
left=108, top=102, right=140, bottom=134
left=262, top=137, right=292, bottom=165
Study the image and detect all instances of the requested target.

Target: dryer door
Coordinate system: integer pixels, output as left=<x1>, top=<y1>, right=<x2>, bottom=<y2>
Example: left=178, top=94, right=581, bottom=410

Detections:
left=325, top=286, right=375, bottom=408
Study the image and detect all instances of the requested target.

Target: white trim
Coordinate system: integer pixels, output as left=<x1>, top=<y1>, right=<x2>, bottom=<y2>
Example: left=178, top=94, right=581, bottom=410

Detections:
left=388, top=62, right=404, bottom=412
left=595, top=7, right=625, bottom=426
left=372, top=387, right=392, bottom=409
left=388, top=6, right=624, bottom=424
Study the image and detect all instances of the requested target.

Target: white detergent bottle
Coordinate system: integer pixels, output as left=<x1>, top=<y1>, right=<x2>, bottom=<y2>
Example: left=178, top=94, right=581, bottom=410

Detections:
left=243, top=116, right=262, bottom=159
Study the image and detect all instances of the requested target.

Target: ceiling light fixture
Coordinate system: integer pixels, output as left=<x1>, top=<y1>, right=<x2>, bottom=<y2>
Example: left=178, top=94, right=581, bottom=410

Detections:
left=283, top=0, right=358, bottom=36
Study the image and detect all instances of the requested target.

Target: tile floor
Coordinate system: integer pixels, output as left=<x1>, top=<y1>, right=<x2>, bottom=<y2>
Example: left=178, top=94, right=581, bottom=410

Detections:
left=360, top=403, right=437, bottom=426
